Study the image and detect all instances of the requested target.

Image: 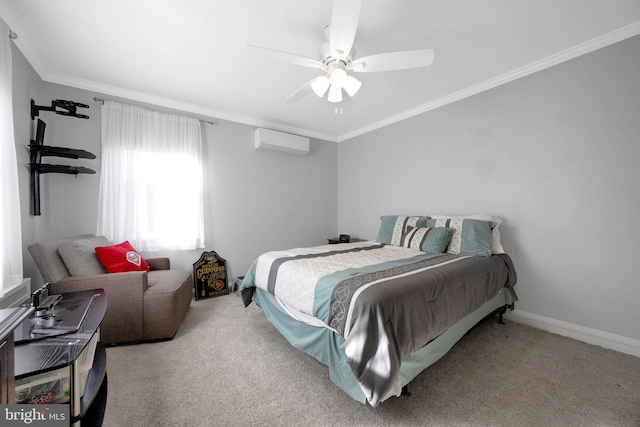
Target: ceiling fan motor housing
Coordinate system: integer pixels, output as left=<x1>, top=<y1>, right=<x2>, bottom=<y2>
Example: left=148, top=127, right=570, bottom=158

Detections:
left=318, top=42, right=355, bottom=73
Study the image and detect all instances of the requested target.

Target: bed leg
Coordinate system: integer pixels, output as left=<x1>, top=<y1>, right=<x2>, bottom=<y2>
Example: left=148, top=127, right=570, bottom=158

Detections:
left=401, top=385, right=411, bottom=397
left=497, top=305, right=507, bottom=324
left=498, top=303, right=515, bottom=324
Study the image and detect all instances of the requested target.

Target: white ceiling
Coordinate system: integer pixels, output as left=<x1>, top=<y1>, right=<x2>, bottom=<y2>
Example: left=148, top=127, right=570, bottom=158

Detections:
left=2, top=0, right=640, bottom=142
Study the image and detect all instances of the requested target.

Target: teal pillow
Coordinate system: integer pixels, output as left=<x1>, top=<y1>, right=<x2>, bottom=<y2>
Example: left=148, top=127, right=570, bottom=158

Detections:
left=376, top=215, right=428, bottom=245
left=400, top=227, right=454, bottom=253
left=426, top=217, right=495, bottom=257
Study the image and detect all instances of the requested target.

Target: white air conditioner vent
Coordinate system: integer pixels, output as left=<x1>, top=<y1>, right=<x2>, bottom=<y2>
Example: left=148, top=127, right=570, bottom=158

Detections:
left=255, top=128, right=309, bottom=156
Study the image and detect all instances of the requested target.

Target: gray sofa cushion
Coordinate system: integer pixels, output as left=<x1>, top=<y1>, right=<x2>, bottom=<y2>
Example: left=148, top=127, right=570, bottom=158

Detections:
left=28, top=234, right=95, bottom=283
left=58, top=236, right=110, bottom=276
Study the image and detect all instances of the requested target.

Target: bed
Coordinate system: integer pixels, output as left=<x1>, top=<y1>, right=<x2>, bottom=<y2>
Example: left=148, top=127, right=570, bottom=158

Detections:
left=240, top=215, right=518, bottom=406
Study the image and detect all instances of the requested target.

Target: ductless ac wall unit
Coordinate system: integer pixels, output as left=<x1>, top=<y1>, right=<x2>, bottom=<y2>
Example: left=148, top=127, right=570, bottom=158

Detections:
left=254, top=128, right=309, bottom=156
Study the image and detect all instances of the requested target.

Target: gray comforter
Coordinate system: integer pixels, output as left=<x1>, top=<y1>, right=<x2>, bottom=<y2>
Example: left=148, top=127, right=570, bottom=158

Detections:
left=241, top=241, right=517, bottom=406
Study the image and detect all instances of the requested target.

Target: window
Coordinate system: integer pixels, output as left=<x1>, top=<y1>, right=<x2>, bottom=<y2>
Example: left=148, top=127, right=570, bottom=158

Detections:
left=97, top=101, right=205, bottom=252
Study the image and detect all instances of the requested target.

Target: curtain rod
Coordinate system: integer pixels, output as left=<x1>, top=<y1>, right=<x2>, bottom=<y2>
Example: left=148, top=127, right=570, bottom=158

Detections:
left=92, top=97, right=215, bottom=125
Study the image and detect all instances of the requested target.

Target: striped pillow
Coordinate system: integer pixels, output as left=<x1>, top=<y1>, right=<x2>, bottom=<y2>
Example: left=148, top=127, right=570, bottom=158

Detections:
left=400, top=227, right=455, bottom=253
left=389, top=216, right=428, bottom=246
left=376, top=215, right=428, bottom=245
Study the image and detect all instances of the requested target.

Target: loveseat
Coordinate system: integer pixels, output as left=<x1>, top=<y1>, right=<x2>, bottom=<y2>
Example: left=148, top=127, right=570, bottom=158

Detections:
left=28, top=234, right=192, bottom=345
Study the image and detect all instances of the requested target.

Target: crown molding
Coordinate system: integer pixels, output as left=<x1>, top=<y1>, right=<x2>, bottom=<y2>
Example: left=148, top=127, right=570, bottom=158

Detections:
left=336, top=21, right=640, bottom=142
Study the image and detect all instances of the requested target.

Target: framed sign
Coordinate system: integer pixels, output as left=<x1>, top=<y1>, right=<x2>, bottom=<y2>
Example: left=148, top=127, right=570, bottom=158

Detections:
left=193, top=251, right=229, bottom=300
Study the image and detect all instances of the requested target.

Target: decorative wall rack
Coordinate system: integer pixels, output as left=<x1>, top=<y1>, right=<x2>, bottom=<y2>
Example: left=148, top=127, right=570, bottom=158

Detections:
left=29, top=99, right=95, bottom=216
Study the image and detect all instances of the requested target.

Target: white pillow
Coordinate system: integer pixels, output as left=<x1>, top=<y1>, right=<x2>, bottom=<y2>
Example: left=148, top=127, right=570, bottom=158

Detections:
left=428, top=214, right=505, bottom=254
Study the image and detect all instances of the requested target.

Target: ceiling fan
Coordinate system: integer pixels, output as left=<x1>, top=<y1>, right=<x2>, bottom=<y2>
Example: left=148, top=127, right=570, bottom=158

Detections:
left=243, top=0, right=434, bottom=103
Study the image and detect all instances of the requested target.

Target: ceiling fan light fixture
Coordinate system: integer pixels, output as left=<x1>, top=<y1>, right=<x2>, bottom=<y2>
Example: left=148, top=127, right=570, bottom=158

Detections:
left=343, top=75, right=362, bottom=97
left=327, top=85, right=343, bottom=103
left=329, top=68, right=348, bottom=88
left=311, top=76, right=330, bottom=97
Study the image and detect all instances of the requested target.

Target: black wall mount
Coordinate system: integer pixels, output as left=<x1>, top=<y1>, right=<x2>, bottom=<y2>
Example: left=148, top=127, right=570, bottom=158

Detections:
left=31, top=99, right=89, bottom=120
left=29, top=100, right=96, bottom=215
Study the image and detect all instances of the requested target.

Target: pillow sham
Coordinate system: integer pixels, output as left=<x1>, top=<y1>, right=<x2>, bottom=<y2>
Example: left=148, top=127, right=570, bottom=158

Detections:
left=428, top=214, right=505, bottom=254
left=376, top=215, right=428, bottom=245
left=58, top=236, right=110, bottom=276
left=400, top=226, right=454, bottom=253
left=95, top=240, right=150, bottom=273
left=426, top=217, right=495, bottom=257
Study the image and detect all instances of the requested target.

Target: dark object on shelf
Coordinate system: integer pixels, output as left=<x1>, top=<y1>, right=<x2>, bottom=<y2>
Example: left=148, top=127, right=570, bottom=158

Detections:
left=328, top=236, right=365, bottom=244
left=29, top=119, right=96, bottom=215
left=30, top=283, right=51, bottom=308
left=31, top=99, right=89, bottom=119
left=193, top=251, right=229, bottom=300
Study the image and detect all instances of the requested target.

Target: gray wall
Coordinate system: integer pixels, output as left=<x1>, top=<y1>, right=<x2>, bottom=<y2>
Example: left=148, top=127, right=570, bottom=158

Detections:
left=12, top=44, right=337, bottom=290
left=337, top=35, right=640, bottom=341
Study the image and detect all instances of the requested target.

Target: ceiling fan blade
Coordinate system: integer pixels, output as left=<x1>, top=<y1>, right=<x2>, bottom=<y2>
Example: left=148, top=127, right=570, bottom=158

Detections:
left=284, top=76, right=326, bottom=103
left=242, top=44, right=323, bottom=69
left=329, top=0, right=362, bottom=58
left=352, top=49, right=435, bottom=73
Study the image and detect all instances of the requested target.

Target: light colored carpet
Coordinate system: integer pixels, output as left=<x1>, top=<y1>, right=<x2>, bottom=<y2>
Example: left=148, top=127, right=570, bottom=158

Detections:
left=102, top=295, right=640, bottom=427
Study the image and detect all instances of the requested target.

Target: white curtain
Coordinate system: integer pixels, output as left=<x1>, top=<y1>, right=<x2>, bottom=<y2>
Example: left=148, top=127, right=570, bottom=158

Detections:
left=97, top=101, right=205, bottom=252
left=0, top=19, right=23, bottom=297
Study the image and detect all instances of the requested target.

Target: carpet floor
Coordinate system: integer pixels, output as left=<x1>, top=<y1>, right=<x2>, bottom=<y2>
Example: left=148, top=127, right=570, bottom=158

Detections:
left=102, top=294, right=640, bottom=427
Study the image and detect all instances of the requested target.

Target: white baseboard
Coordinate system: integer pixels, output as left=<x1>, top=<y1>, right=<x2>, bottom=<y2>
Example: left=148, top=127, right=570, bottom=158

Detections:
left=504, top=309, right=640, bottom=358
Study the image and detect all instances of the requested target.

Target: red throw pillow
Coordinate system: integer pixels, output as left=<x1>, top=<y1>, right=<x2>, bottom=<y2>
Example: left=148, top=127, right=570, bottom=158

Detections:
left=95, top=241, right=150, bottom=273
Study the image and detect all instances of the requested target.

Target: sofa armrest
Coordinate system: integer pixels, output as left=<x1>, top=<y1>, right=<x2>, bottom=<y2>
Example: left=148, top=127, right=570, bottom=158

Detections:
left=50, top=271, right=148, bottom=295
left=49, top=271, right=148, bottom=344
left=146, top=257, right=170, bottom=271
